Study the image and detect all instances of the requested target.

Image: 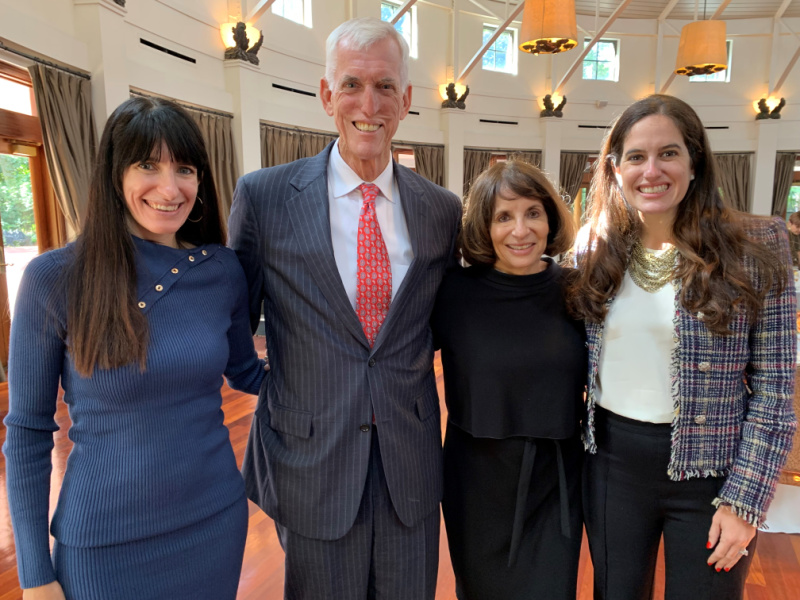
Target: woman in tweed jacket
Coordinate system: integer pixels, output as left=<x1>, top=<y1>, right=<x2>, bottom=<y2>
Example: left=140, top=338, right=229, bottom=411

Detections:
left=568, top=94, right=796, bottom=600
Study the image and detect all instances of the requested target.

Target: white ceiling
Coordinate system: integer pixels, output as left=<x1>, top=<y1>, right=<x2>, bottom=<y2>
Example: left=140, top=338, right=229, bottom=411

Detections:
left=478, top=0, right=800, bottom=21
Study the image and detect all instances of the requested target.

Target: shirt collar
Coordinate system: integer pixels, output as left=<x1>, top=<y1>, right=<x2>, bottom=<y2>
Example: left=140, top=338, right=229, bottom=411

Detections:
left=330, top=140, right=396, bottom=203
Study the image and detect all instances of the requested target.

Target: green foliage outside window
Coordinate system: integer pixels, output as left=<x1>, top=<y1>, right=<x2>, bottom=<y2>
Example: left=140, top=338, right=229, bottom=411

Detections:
left=0, top=155, right=36, bottom=246
left=787, top=185, right=800, bottom=220
left=583, top=40, right=618, bottom=81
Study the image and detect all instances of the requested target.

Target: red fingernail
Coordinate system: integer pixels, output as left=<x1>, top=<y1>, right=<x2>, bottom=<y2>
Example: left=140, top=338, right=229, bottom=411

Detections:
left=706, top=541, right=712, bottom=549
left=716, top=567, right=721, bottom=572
left=725, top=567, right=730, bottom=572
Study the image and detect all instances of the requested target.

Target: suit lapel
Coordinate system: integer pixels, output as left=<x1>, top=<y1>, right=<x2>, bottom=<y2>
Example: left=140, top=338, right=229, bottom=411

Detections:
left=285, top=145, right=369, bottom=348
left=372, top=164, right=430, bottom=352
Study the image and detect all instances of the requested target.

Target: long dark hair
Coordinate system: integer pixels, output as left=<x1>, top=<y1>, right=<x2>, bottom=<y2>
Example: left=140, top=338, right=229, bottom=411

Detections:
left=567, top=94, right=786, bottom=334
left=66, top=96, right=225, bottom=376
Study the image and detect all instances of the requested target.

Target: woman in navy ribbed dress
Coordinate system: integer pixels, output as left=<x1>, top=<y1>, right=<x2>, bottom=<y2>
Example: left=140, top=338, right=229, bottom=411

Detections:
left=3, top=97, right=266, bottom=600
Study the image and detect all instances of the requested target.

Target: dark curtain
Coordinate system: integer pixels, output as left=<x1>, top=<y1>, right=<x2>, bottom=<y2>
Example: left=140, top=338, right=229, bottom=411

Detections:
left=463, top=149, right=493, bottom=196
left=260, top=123, right=337, bottom=168
left=560, top=152, right=589, bottom=205
left=184, top=108, right=238, bottom=222
left=411, top=145, right=445, bottom=187
left=714, top=153, right=752, bottom=212
left=507, top=151, right=542, bottom=167
left=772, top=152, right=796, bottom=217
left=29, top=63, right=96, bottom=233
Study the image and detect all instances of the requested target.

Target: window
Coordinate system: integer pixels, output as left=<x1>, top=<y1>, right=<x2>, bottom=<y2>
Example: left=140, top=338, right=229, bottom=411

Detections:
left=788, top=185, right=800, bottom=221
left=271, top=0, right=312, bottom=28
left=482, top=26, right=517, bottom=75
left=0, top=77, right=33, bottom=115
left=381, top=1, right=418, bottom=58
left=582, top=39, right=619, bottom=81
left=392, top=147, right=415, bottom=171
left=690, top=41, right=732, bottom=82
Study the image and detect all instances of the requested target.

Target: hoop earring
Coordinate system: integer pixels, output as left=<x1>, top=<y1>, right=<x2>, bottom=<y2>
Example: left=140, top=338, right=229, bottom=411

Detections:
left=187, top=196, right=204, bottom=223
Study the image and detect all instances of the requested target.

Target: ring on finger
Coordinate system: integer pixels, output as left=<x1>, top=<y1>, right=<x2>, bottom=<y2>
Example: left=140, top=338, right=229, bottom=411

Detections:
left=738, top=548, right=749, bottom=557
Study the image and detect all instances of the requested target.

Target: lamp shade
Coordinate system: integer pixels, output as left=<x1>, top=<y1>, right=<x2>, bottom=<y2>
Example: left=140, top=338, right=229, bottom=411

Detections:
left=519, top=0, right=578, bottom=55
left=674, top=20, right=727, bottom=76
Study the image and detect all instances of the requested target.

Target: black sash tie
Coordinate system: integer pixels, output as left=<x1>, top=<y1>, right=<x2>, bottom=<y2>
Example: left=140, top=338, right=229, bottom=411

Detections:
left=506, top=438, right=571, bottom=568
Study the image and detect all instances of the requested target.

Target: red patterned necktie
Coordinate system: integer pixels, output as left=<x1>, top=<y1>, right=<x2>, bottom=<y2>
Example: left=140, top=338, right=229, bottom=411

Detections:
left=356, top=183, right=392, bottom=347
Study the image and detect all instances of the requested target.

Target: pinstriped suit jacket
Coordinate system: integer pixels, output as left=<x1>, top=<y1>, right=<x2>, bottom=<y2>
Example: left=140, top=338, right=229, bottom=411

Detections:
left=229, top=143, right=462, bottom=540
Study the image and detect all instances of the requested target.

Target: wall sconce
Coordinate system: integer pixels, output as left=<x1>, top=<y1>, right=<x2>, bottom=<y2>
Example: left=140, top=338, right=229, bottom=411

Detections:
left=440, top=82, right=469, bottom=109
left=221, top=21, right=264, bottom=65
left=439, top=82, right=467, bottom=102
left=753, top=96, right=786, bottom=120
left=540, top=93, right=567, bottom=118
left=519, top=0, right=577, bottom=55
left=674, top=20, right=727, bottom=76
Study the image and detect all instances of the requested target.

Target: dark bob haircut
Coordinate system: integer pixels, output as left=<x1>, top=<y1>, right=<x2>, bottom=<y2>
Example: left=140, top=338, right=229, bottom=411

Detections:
left=88, top=95, right=225, bottom=246
left=460, top=159, right=576, bottom=267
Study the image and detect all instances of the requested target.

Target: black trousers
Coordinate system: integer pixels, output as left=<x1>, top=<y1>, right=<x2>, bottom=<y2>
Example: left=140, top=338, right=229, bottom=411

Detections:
left=584, top=406, right=756, bottom=600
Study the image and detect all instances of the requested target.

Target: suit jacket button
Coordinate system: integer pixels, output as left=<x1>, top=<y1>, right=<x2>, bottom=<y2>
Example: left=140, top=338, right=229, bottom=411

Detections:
left=694, top=415, right=707, bottom=425
left=368, top=358, right=376, bottom=367
left=698, top=361, right=711, bottom=372
left=360, top=424, right=371, bottom=432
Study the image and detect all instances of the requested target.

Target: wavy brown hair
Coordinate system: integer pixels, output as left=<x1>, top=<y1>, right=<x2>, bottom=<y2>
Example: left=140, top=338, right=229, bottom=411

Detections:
left=461, top=159, right=575, bottom=266
left=66, top=96, right=226, bottom=376
left=566, top=94, right=785, bottom=334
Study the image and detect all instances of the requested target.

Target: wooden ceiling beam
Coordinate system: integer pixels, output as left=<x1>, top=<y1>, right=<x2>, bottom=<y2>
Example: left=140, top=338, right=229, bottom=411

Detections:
left=775, top=0, right=793, bottom=20
left=554, top=0, right=635, bottom=96
left=457, top=1, right=525, bottom=82
left=390, top=0, right=419, bottom=25
left=245, top=0, right=278, bottom=24
left=467, top=0, right=500, bottom=21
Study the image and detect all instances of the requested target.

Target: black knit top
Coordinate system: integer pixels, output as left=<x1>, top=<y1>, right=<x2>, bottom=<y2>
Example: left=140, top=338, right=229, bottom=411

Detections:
left=431, top=259, right=587, bottom=439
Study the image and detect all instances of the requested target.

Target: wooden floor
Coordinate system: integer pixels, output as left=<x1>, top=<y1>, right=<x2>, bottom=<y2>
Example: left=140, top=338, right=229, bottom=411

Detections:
left=1, top=349, right=799, bottom=599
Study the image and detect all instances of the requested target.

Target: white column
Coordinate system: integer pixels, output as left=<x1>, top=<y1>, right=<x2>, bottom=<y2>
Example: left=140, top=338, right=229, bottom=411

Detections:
left=73, top=0, right=130, bottom=137
left=541, top=118, right=564, bottom=193
left=224, top=60, right=263, bottom=176
left=440, top=108, right=465, bottom=198
left=751, top=119, right=779, bottom=216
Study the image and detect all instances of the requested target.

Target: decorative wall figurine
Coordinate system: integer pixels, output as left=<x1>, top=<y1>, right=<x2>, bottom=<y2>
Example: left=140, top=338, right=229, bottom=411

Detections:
left=541, top=94, right=567, bottom=118
left=224, top=22, right=264, bottom=66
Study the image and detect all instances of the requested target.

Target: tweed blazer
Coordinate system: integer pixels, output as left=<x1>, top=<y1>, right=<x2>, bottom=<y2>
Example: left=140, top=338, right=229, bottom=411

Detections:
left=229, top=143, right=462, bottom=540
left=583, top=216, right=797, bottom=527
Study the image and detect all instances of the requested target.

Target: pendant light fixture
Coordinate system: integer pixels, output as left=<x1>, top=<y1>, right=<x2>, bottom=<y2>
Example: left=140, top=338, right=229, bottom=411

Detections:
left=519, top=0, right=578, bottom=55
left=674, top=0, right=727, bottom=76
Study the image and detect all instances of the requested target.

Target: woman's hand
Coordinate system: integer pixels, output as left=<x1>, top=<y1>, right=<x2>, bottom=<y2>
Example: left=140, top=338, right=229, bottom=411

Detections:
left=706, top=505, right=757, bottom=572
left=22, top=581, right=66, bottom=600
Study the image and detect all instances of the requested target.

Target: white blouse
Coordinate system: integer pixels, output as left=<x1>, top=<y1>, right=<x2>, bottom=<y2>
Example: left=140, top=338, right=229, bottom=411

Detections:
left=596, top=270, right=675, bottom=423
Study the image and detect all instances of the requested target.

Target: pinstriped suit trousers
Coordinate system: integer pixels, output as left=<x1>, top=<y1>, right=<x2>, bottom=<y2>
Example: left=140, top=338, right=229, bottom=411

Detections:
left=276, top=426, right=440, bottom=600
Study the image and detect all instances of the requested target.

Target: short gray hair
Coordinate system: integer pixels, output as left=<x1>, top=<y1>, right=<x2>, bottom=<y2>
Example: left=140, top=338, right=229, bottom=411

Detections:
left=325, top=17, right=409, bottom=90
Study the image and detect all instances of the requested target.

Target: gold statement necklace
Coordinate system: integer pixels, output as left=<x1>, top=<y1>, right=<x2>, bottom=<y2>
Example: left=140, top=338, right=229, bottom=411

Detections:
left=628, top=239, right=678, bottom=293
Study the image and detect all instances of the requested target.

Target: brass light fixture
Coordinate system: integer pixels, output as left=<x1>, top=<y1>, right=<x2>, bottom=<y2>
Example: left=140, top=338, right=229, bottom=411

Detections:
left=519, top=0, right=578, bottom=55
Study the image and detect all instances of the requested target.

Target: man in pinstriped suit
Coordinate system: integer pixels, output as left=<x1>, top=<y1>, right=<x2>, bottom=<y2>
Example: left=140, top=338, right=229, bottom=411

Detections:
left=229, top=17, right=462, bottom=600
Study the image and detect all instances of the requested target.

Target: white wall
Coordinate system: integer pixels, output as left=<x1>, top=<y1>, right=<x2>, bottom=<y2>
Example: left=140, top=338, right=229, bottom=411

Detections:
left=0, top=0, right=797, bottom=199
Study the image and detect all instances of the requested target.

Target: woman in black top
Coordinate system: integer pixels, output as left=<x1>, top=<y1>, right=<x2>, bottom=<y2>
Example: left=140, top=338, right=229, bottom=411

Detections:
left=431, top=160, right=586, bottom=599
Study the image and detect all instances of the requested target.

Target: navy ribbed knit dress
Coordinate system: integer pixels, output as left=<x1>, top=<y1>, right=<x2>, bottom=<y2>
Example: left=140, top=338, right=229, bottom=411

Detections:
left=3, top=237, right=265, bottom=599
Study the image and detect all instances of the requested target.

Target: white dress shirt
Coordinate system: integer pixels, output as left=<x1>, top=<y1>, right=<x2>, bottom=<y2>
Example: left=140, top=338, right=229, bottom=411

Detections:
left=327, top=140, right=414, bottom=309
